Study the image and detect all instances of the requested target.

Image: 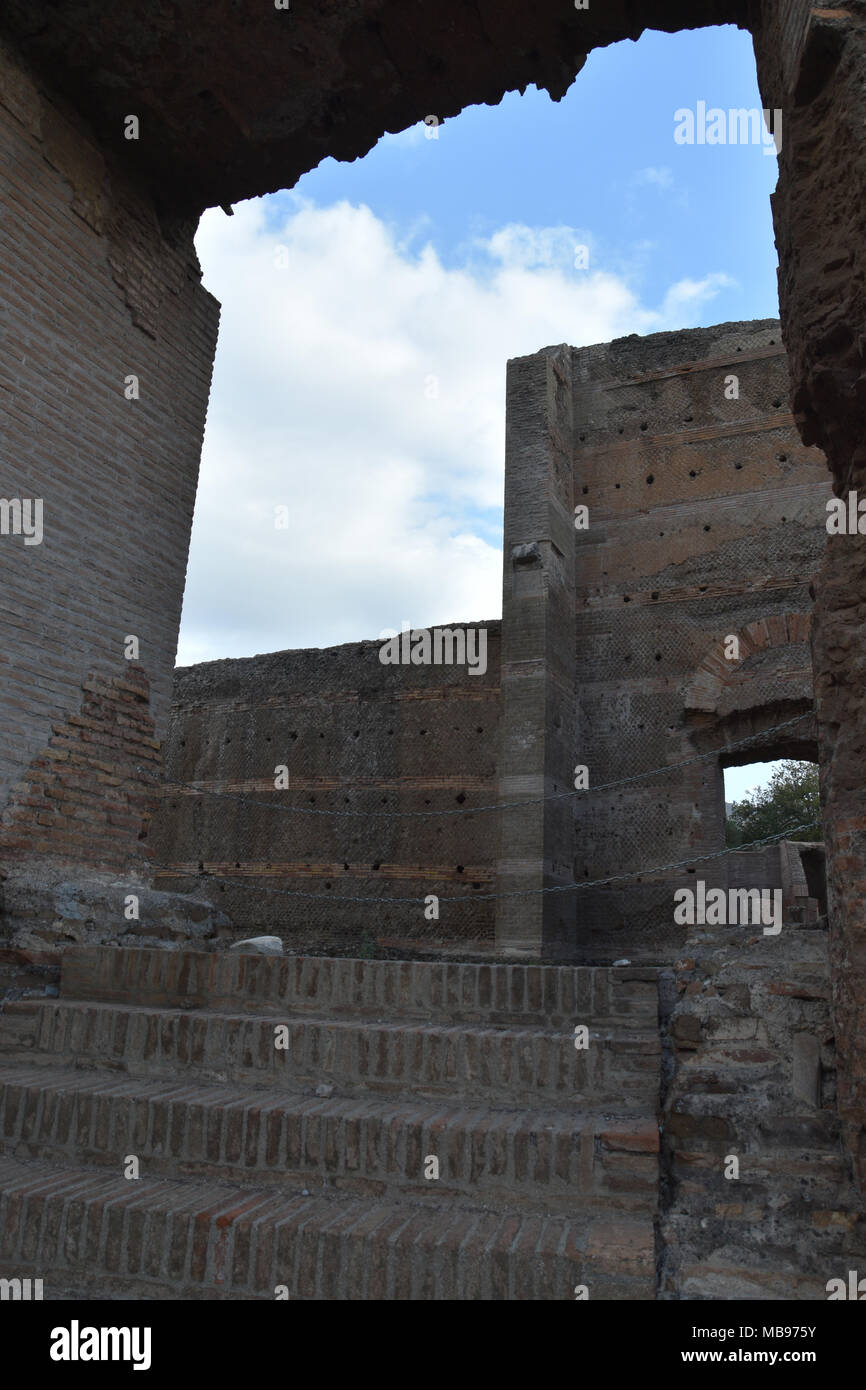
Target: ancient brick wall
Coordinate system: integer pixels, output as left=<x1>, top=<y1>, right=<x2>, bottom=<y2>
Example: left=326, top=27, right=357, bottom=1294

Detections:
left=0, top=668, right=160, bottom=902
left=567, top=319, right=829, bottom=961
left=0, top=36, right=220, bottom=919
left=150, top=631, right=501, bottom=952
left=1, top=0, right=865, bottom=1186
left=753, top=0, right=866, bottom=1189
left=155, top=323, right=828, bottom=966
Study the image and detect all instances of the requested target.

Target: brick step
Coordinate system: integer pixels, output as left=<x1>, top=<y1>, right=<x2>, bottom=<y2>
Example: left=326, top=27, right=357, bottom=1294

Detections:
left=0, top=1000, right=660, bottom=1107
left=0, top=1066, right=659, bottom=1212
left=0, top=1156, right=656, bottom=1300
left=0, top=1000, right=40, bottom=1047
left=60, top=946, right=660, bottom=1030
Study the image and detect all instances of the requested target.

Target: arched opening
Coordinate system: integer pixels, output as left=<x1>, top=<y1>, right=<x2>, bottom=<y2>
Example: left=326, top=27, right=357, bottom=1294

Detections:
left=152, top=24, right=823, bottom=967
left=724, top=757, right=822, bottom=847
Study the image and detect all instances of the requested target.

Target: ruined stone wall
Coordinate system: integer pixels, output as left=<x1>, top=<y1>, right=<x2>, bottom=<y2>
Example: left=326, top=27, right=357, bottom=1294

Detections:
left=151, top=630, right=501, bottom=952
left=753, top=0, right=866, bottom=1189
left=0, top=36, right=220, bottom=918
left=153, top=322, right=829, bottom=970
left=568, top=320, right=830, bottom=962
left=1, top=0, right=865, bottom=1182
left=660, top=916, right=866, bottom=1299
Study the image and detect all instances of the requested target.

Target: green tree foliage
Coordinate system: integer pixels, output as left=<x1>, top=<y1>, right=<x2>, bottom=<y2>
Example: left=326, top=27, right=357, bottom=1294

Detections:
left=725, top=760, right=822, bottom=848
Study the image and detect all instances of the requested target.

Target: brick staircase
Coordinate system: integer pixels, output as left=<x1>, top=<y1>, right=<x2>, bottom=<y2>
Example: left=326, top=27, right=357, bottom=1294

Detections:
left=0, top=948, right=662, bottom=1300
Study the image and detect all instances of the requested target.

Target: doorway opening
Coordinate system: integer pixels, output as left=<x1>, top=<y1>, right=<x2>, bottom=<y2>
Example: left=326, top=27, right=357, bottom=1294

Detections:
left=723, top=758, right=822, bottom=848
left=724, top=757, right=826, bottom=921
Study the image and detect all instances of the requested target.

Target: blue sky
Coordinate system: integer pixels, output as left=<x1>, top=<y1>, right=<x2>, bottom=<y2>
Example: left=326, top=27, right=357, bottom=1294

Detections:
left=274, top=25, right=778, bottom=315
left=179, top=23, right=792, bottom=804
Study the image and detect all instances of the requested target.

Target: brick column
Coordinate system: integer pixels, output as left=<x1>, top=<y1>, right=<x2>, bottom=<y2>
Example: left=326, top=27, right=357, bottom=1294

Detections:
left=496, top=347, right=577, bottom=957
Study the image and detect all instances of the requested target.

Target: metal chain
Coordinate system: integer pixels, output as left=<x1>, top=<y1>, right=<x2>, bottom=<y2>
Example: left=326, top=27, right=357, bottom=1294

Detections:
left=153, top=710, right=813, bottom=822
left=152, top=817, right=820, bottom=906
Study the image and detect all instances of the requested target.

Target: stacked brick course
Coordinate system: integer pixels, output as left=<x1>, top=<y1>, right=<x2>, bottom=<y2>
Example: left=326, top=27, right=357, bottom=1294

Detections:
left=661, top=920, right=866, bottom=1298
left=0, top=946, right=661, bottom=1299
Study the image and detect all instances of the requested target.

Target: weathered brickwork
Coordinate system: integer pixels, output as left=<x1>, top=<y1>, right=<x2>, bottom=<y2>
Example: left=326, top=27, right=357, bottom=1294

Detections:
left=1, top=0, right=866, bottom=1281
left=496, top=348, right=577, bottom=957
left=1, top=666, right=159, bottom=877
left=0, top=34, right=219, bottom=918
left=151, top=634, right=501, bottom=952
left=567, top=320, right=830, bottom=961
left=156, top=324, right=825, bottom=964
left=0, top=946, right=660, bottom=1299
left=752, top=1, right=866, bottom=1188
left=661, top=920, right=866, bottom=1299
left=1, top=940, right=862, bottom=1299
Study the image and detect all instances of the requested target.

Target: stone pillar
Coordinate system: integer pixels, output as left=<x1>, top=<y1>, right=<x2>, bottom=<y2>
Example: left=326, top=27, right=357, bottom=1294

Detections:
left=496, top=347, right=576, bottom=957
left=755, top=1, right=866, bottom=1183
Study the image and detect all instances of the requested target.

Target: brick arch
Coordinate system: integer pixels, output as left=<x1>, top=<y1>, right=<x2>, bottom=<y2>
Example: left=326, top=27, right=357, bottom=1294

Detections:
left=684, top=611, right=812, bottom=715
left=0, top=0, right=749, bottom=211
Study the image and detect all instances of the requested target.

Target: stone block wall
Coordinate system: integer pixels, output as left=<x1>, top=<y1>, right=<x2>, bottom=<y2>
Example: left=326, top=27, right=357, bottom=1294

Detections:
left=150, top=631, right=501, bottom=952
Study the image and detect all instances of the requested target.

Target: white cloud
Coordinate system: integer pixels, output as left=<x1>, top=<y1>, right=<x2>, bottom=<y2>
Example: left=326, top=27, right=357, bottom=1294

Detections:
left=634, top=166, right=674, bottom=190
left=658, top=271, right=737, bottom=320
left=482, top=224, right=594, bottom=272
left=177, top=197, right=733, bottom=665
